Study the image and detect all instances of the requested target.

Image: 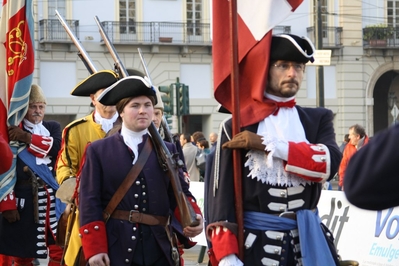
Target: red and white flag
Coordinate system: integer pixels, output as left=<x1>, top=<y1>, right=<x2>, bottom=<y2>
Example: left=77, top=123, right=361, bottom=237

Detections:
left=0, top=0, right=34, bottom=199
left=213, top=0, right=303, bottom=127
left=0, top=0, right=34, bottom=141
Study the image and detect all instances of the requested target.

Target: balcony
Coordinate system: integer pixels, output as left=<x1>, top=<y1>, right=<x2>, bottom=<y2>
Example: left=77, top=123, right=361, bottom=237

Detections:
left=362, top=26, right=399, bottom=48
left=39, top=19, right=79, bottom=43
left=99, top=21, right=212, bottom=46
left=306, top=26, right=343, bottom=49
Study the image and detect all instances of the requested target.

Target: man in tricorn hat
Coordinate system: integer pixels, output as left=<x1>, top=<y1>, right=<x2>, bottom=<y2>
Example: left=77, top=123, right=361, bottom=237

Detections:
left=0, top=84, right=63, bottom=265
left=55, top=70, right=120, bottom=266
left=78, top=74, right=203, bottom=265
left=206, top=34, right=342, bottom=265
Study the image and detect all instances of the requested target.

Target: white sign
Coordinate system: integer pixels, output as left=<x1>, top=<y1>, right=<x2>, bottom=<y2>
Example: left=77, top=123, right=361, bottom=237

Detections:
left=190, top=185, right=399, bottom=265
left=189, top=181, right=207, bottom=246
left=308, top=49, right=332, bottom=66
left=319, top=191, right=399, bottom=265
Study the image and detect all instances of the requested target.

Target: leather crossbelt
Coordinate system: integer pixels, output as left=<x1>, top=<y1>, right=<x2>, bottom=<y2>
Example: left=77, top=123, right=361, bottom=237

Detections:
left=110, top=210, right=168, bottom=226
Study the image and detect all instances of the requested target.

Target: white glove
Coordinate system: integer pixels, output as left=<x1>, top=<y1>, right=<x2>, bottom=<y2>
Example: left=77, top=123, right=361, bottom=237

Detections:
left=219, top=254, right=244, bottom=266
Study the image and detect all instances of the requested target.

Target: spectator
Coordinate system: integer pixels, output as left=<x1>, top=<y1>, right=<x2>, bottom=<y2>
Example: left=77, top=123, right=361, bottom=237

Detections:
left=344, top=124, right=399, bottom=210
left=339, top=133, right=349, bottom=153
left=209, top=132, right=218, bottom=153
left=180, top=133, right=201, bottom=182
left=338, top=124, right=369, bottom=191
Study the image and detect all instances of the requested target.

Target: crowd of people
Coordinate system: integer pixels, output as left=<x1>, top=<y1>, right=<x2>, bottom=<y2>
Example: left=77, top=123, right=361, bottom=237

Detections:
left=0, top=32, right=391, bottom=266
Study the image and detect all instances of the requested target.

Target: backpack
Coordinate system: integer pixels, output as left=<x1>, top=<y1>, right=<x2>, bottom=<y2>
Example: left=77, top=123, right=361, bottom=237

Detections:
left=195, top=149, right=206, bottom=173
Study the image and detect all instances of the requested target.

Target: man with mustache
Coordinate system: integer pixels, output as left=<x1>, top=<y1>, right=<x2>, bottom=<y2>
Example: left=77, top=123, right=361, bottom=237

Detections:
left=206, top=34, right=342, bottom=265
left=0, top=84, right=63, bottom=265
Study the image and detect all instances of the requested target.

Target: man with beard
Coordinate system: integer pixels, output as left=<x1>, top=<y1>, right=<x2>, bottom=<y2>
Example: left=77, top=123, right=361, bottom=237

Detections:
left=206, top=34, right=342, bottom=266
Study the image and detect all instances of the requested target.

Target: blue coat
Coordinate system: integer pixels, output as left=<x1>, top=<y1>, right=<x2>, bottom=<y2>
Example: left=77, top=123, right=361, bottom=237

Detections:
left=0, top=120, right=61, bottom=258
left=79, top=132, right=195, bottom=265
left=205, top=106, right=342, bottom=265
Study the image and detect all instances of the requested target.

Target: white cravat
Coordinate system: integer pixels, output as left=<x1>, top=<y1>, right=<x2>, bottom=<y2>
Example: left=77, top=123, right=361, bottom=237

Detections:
left=23, top=119, right=51, bottom=165
left=121, top=124, right=148, bottom=164
left=94, top=111, right=119, bottom=133
left=245, top=93, right=311, bottom=187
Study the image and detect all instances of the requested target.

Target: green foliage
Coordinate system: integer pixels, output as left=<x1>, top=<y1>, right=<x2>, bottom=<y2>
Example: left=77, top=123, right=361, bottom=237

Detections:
left=363, top=24, right=394, bottom=40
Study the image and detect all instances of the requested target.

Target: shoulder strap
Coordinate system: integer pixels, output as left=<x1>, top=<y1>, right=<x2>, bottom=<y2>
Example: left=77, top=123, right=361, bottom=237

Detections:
left=103, top=137, right=152, bottom=222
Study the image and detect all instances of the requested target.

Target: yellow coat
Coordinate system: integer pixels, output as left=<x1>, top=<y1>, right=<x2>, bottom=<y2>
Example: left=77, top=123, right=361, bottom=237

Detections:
left=56, top=113, right=106, bottom=266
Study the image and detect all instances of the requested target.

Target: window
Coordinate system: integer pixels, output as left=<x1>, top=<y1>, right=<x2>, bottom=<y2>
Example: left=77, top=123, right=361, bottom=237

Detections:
left=48, top=0, right=65, bottom=17
left=119, top=0, right=136, bottom=34
left=186, top=0, right=202, bottom=36
left=387, top=1, right=399, bottom=39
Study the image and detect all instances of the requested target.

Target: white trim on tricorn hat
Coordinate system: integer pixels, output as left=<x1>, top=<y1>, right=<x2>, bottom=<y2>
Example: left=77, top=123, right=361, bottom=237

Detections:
left=126, top=68, right=163, bottom=110
left=154, top=87, right=164, bottom=110
left=71, top=70, right=119, bottom=96
left=97, top=75, right=156, bottom=106
left=270, top=34, right=315, bottom=63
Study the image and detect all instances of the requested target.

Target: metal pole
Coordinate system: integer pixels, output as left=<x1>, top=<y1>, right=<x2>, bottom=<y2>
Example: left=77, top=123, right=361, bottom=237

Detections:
left=315, top=0, right=325, bottom=107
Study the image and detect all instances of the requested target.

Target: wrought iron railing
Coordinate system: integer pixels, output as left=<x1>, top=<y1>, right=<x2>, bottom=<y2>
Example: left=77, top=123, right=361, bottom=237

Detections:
left=39, top=19, right=79, bottom=42
left=306, top=26, right=343, bottom=47
left=38, top=19, right=292, bottom=47
left=362, top=26, right=399, bottom=48
left=99, top=21, right=212, bottom=45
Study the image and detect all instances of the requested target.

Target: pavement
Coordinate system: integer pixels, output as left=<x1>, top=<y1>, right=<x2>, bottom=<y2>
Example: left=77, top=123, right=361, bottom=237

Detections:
left=37, top=245, right=209, bottom=265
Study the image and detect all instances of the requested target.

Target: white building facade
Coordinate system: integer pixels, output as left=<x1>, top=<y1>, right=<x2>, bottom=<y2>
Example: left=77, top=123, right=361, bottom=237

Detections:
left=3, top=0, right=399, bottom=141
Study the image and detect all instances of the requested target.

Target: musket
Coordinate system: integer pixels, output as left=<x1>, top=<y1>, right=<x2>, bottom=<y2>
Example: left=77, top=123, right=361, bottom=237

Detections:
left=55, top=11, right=94, bottom=263
left=55, top=10, right=97, bottom=74
left=93, top=16, right=199, bottom=228
left=137, top=47, right=173, bottom=143
left=23, top=166, right=39, bottom=223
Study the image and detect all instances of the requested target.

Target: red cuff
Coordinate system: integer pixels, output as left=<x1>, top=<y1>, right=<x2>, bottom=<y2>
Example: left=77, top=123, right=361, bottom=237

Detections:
left=28, top=134, right=53, bottom=158
left=80, top=221, right=108, bottom=260
left=207, top=225, right=238, bottom=262
left=286, top=142, right=330, bottom=183
left=0, top=192, right=17, bottom=212
left=174, top=196, right=202, bottom=224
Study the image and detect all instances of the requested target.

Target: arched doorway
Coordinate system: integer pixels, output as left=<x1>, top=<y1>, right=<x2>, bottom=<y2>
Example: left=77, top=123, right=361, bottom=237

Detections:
left=373, top=70, right=399, bottom=134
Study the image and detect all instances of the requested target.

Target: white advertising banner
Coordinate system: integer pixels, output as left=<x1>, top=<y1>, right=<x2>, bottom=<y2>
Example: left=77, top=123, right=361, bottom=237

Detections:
left=190, top=181, right=207, bottom=246
left=189, top=183, right=399, bottom=265
left=318, top=190, right=399, bottom=265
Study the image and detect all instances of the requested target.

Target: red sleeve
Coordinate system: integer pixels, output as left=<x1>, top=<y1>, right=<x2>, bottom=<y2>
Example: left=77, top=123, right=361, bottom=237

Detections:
left=28, top=134, right=54, bottom=158
left=207, top=224, right=239, bottom=263
left=80, top=221, right=108, bottom=260
left=285, top=142, right=330, bottom=183
left=0, top=191, right=17, bottom=212
left=173, top=196, right=202, bottom=225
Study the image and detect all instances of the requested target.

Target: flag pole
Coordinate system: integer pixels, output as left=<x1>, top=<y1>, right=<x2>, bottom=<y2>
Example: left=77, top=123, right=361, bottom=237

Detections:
left=228, top=0, right=244, bottom=260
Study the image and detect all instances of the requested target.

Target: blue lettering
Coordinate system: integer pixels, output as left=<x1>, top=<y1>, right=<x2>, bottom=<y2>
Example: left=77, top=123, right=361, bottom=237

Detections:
left=386, top=216, right=399, bottom=239
left=375, top=208, right=394, bottom=237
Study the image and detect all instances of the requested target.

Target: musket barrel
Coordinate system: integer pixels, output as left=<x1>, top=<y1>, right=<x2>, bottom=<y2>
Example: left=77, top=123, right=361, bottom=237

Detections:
left=55, top=10, right=97, bottom=74
left=94, top=16, right=128, bottom=78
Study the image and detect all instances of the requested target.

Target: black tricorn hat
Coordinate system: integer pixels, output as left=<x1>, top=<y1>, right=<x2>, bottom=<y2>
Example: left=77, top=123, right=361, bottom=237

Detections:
left=270, top=34, right=315, bottom=63
left=97, top=75, right=157, bottom=106
left=71, top=70, right=119, bottom=96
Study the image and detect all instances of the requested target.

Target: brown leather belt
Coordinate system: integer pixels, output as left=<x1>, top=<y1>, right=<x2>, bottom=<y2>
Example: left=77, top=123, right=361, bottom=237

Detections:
left=109, top=210, right=168, bottom=226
